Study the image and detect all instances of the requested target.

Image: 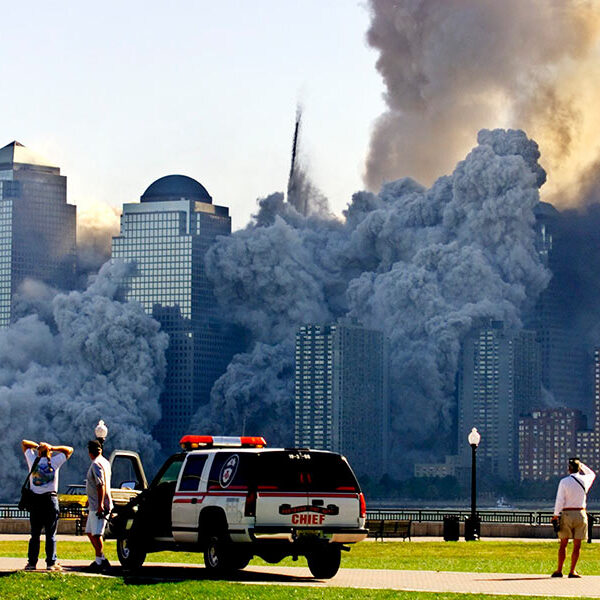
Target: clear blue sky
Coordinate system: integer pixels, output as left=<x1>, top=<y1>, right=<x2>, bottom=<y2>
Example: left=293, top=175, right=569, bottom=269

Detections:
left=1, top=1, right=385, bottom=231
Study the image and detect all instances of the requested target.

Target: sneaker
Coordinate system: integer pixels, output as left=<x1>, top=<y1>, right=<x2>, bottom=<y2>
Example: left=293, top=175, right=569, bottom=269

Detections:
left=568, top=572, right=582, bottom=578
left=46, top=563, right=63, bottom=572
left=86, top=561, right=103, bottom=573
left=551, top=571, right=563, bottom=578
left=100, top=558, right=111, bottom=572
left=24, top=563, right=36, bottom=571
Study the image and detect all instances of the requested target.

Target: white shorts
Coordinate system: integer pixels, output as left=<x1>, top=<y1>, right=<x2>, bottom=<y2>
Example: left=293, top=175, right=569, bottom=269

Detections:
left=85, top=512, right=107, bottom=536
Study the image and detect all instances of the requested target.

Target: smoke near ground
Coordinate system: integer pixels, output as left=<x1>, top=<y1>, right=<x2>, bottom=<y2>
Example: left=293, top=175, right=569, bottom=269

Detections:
left=196, top=129, right=549, bottom=470
left=0, top=260, right=168, bottom=501
left=364, top=0, right=600, bottom=209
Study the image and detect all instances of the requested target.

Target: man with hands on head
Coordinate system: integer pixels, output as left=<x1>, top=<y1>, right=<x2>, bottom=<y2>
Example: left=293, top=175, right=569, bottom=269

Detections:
left=21, top=439, right=73, bottom=571
left=551, top=457, right=596, bottom=578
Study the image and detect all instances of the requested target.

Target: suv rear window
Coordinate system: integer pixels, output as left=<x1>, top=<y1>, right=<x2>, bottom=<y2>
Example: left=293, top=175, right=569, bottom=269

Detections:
left=254, top=451, right=359, bottom=492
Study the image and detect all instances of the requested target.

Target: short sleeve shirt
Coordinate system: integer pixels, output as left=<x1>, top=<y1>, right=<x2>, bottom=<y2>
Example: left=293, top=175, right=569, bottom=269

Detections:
left=25, top=449, right=67, bottom=494
left=86, top=455, right=113, bottom=512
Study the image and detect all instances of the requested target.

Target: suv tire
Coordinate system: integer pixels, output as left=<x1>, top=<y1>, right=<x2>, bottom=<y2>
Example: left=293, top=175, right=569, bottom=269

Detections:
left=306, top=544, right=341, bottom=579
left=204, top=534, right=234, bottom=572
left=116, top=533, right=146, bottom=570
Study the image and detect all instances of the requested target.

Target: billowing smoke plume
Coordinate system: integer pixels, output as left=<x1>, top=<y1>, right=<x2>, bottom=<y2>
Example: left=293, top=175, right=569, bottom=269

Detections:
left=195, top=129, right=549, bottom=472
left=364, top=0, right=600, bottom=208
left=0, top=260, right=168, bottom=501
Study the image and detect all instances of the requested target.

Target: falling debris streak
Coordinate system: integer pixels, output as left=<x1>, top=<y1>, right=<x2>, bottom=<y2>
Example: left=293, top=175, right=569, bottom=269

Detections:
left=287, top=106, right=302, bottom=211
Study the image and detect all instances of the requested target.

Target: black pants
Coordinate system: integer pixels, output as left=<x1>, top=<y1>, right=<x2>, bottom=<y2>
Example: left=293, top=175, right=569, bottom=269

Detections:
left=28, top=493, right=59, bottom=566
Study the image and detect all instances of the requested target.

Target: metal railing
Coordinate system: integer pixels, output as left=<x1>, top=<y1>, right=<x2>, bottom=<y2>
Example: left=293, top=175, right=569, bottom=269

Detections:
left=0, top=504, right=86, bottom=520
left=366, top=508, right=589, bottom=525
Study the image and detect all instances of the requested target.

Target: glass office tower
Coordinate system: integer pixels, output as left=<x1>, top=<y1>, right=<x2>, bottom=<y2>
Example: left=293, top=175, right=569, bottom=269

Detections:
left=112, top=175, right=244, bottom=451
left=0, top=141, right=76, bottom=326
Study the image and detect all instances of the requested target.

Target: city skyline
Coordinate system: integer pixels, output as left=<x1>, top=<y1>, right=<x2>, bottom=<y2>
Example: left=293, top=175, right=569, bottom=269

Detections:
left=5, top=2, right=600, bottom=497
left=1, top=2, right=384, bottom=234
left=4, top=1, right=600, bottom=246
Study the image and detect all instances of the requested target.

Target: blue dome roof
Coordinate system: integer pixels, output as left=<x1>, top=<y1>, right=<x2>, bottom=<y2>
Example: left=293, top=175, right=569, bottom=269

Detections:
left=141, top=174, right=212, bottom=203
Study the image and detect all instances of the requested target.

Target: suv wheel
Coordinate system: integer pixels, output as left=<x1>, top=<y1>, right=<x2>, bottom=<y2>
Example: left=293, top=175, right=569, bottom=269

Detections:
left=306, top=544, right=341, bottom=579
left=204, top=535, right=232, bottom=572
left=116, top=534, right=146, bottom=570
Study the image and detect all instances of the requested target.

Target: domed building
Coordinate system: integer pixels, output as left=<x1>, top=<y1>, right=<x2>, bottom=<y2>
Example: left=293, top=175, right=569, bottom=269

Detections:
left=112, top=174, right=244, bottom=450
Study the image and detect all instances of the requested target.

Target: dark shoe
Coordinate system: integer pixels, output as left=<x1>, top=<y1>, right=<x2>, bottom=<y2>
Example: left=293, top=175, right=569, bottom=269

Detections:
left=568, top=572, right=581, bottom=578
left=24, top=563, right=36, bottom=571
left=86, top=561, right=103, bottom=572
left=101, top=558, right=111, bottom=572
left=551, top=571, right=563, bottom=578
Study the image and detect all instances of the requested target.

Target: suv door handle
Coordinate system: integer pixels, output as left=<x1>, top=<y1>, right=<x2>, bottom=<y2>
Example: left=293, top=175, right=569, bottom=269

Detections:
left=191, top=498, right=198, bottom=504
left=312, top=499, right=324, bottom=506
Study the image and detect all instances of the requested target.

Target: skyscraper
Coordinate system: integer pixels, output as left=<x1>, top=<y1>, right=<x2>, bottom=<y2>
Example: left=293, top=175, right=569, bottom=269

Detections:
left=112, top=174, right=244, bottom=451
left=576, top=348, right=600, bottom=468
left=528, top=202, right=587, bottom=412
left=0, top=141, right=76, bottom=326
left=294, top=319, right=389, bottom=477
left=457, top=321, right=541, bottom=481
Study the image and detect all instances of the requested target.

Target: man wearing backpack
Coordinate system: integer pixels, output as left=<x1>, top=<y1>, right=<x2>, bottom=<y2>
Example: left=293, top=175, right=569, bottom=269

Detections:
left=21, top=439, right=73, bottom=571
left=551, top=458, right=596, bottom=578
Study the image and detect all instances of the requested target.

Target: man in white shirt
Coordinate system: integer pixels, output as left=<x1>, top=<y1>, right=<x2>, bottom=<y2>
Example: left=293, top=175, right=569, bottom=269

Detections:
left=551, top=458, right=596, bottom=578
left=22, top=439, right=73, bottom=571
left=85, top=439, right=113, bottom=572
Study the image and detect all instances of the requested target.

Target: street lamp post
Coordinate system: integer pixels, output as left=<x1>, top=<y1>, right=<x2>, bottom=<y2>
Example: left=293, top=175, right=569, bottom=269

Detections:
left=466, top=427, right=481, bottom=541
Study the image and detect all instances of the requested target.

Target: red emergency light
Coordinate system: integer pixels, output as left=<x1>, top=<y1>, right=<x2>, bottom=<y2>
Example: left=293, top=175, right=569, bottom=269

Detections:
left=179, top=435, right=267, bottom=450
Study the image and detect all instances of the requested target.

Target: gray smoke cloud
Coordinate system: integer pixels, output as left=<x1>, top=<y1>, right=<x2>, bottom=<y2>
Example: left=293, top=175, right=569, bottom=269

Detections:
left=195, top=129, right=549, bottom=471
left=76, top=218, right=120, bottom=287
left=364, top=0, right=600, bottom=208
left=0, top=260, right=168, bottom=501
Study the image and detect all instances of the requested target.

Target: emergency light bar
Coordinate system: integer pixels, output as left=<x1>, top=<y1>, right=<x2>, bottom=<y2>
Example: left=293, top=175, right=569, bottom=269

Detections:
left=179, top=435, right=267, bottom=450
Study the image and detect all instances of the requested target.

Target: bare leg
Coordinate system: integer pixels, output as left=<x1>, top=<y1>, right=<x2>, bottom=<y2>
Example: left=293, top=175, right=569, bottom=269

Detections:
left=570, top=539, right=582, bottom=574
left=557, top=538, right=569, bottom=574
left=87, top=533, right=104, bottom=558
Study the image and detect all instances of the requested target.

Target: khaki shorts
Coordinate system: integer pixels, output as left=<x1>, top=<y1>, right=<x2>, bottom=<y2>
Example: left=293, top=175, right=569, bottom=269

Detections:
left=558, top=510, right=588, bottom=540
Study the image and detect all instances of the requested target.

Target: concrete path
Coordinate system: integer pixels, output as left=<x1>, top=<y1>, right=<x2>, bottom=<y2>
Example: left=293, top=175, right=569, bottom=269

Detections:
left=1, top=556, right=600, bottom=597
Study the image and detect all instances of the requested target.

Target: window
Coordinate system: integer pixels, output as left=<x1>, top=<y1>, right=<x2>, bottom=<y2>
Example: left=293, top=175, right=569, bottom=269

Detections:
left=179, top=455, right=208, bottom=492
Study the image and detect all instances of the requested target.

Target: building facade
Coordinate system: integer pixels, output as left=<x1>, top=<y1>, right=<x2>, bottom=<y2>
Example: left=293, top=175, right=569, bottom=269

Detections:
left=519, top=408, right=585, bottom=481
left=457, top=321, right=542, bottom=481
left=0, top=141, right=76, bottom=326
left=576, top=349, right=600, bottom=469
left=527, top=202, right=587, bottom=412
left=294, top=319, right=389, bottom=477
left=112, top=175, right=243, bottom=451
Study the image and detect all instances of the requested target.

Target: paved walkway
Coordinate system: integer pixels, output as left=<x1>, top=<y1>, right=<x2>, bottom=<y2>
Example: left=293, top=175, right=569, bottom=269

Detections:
left=1, top=556, right=599, bottom=597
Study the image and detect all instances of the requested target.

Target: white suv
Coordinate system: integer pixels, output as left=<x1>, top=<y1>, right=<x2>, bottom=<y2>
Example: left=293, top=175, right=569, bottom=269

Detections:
left=111, top=435, right=368, bottom=578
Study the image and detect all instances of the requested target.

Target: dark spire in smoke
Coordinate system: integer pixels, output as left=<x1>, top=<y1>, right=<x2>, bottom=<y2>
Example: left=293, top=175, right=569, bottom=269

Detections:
left=285, top=104, right=330, bottom=218
left=287, top=105, right=304, bottom=214
left=197, top=128, right=550, bottom=471
left=0, top=260, right=168, bottom=501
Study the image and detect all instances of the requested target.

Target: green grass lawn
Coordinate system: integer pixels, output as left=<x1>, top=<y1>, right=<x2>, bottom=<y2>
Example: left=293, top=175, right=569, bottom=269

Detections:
left=0, top=539, right=597, bottom=574
left=0, top=573, right=587, bottom=600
